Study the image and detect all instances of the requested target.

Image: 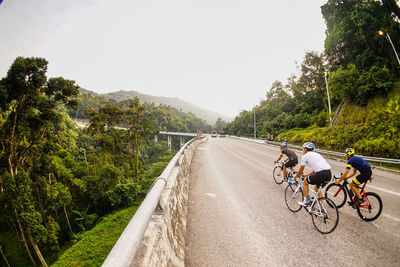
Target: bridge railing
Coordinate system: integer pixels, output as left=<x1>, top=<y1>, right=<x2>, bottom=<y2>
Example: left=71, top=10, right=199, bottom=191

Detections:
left=102, top=136, right=204, bottom=267
left=231, top=136, right=400, bottom=165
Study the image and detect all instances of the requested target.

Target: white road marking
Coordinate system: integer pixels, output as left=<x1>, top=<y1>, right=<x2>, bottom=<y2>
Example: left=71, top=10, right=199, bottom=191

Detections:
left=217, top=143, right=272, bottom=175
left=368, top=184, right=400, bottom=197
left=205, top=193, right=216, bottom=198
left=382, top=213, right=400, bottom=223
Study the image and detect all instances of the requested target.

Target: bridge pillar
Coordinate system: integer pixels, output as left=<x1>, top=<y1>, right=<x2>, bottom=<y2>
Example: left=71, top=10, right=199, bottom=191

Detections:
left=180, top=136, right=184, bottom=147
left=154, top=134, right=158, bottom=143
left=168, top=135, right=172, bottom=151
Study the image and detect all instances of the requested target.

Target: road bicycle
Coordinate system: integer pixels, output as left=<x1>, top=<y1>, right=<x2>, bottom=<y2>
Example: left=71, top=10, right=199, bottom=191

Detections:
left=273, top=161, right=296, bottom=185
left=324, top=175, right=383, bottom=221
left=284, top=176, right=339, bottom=234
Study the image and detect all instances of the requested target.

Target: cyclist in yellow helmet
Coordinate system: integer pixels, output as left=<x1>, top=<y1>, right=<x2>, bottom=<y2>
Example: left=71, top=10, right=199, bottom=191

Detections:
left=335, top=148, right=372, bottom=207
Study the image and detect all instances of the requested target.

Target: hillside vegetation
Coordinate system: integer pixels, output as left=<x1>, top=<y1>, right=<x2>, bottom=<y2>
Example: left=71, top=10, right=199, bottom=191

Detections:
left=280, top=83, right=400, bottom=158
left=51, top=205, right=139, bottom=267
left=225, top=0, right=400, bottom=158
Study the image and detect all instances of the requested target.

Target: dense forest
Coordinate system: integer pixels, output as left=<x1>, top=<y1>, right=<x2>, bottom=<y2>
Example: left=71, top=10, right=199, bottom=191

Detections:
left=225, top=0, right=400, bottom=158
left=66, top=90, right=214, bottom=134
left=0, top=57, right=214, bottom=266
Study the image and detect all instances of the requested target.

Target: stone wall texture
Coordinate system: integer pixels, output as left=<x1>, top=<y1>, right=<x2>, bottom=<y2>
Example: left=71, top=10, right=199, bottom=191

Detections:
left=133, top=138, right=205, bottom=267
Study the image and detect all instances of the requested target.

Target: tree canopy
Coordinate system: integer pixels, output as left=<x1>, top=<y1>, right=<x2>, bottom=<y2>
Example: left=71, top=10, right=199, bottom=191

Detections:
left=226, top=0, right=400, bottom=139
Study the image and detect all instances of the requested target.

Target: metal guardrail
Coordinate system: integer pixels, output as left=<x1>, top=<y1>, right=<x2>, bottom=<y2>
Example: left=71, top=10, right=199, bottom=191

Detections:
left=102, top=136, right=205, bottom=267
left=231, top=136, right=400, bottom=165
left=158, top=131, right=199, bottom=137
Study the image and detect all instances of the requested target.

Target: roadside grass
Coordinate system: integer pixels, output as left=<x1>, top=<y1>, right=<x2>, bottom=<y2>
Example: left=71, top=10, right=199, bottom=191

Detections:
left=0, top=232, right=32, bottom=267
left=51, top=204, right=139, bottom=267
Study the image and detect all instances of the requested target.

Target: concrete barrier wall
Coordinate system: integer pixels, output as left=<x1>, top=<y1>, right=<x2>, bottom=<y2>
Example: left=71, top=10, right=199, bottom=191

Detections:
left=133, top=138, right=206, bottom=266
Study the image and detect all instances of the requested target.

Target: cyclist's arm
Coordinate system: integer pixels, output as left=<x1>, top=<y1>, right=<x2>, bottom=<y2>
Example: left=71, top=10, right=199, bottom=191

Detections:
left=346, top=168, right=357, bottom=178
left=276, top=154, right=283, bottom=162
left=294, top=165, right=305, bottom=178
left=304, top=170, right=315, bottom=177
left=337, top=168, right=350, bottom=183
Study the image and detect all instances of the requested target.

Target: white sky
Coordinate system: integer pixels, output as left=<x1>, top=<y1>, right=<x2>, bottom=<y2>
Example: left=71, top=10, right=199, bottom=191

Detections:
left=0, top=0, right=327, bottom=118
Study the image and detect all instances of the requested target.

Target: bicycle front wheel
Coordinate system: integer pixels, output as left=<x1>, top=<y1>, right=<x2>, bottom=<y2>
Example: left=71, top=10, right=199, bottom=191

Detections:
left=273, top=166, right=284, bottom=184
left=324, top=183, right=347, bottom=208
left=284, top=184, right=302, bottom=212
left=311, top=197, right=339, bottom=234
left=357, top=192, right=383, bottom=222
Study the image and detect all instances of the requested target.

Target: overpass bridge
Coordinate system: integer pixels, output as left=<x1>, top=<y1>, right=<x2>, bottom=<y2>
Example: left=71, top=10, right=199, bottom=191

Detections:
left=102, top=135, right=400, bottom=266
left=73, top=119, right=203, bottom=150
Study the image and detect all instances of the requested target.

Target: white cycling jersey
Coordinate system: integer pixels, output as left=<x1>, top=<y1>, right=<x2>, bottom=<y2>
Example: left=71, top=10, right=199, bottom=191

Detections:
left=300, top=151, right=331, bottom=172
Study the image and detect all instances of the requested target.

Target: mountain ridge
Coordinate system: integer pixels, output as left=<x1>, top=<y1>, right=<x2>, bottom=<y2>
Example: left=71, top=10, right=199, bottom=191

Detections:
left=98, top=89, right=232, bottom=124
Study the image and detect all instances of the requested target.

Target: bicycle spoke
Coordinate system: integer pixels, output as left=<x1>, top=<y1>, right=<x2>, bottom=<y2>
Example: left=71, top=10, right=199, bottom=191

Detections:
left=273, top=166, right=284, bottom=184
left=311, top=198, right=339, bottom=234
left=357, top=192, right=382, bottom=221
left=285, top=185, right=302, bottom=212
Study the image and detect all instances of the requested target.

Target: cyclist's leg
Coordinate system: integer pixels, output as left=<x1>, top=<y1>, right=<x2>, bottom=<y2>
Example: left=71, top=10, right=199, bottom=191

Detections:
left=284, top=159, right=295, bottom=179
left=350, top=180, right=362, bottom=199
left=303, top=178, right=309, bottom=198
left=315, top=185, right=323, bottom=198
left=319, top=170, right=332, bottom=198
left=351, top=173, right=369, bottom=200
left=310, top=170, right=331, bottom=198
left=283, top=164, right=287, bottom=178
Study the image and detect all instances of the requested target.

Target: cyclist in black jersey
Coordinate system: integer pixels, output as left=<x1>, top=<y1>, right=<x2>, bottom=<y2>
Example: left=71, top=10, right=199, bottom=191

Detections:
left=275, top=141, right=298, bottom=180
left=335, top=148, right=372, bottom=207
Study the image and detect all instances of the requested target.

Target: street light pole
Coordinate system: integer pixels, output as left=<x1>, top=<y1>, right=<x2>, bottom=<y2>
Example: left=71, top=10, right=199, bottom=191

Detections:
left=324, top=73, right=332, bottom=127
left=254, top=109, right=256, bottom=139
left=379, top=30, right=400, bottom=67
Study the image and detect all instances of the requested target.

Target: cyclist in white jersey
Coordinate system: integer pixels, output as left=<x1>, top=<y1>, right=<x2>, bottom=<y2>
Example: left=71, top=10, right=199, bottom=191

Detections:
left=293, top=142, right=332, bottom=206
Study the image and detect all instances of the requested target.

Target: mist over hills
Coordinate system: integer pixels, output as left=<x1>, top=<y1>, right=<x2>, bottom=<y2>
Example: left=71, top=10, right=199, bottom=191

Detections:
left=100, top=90, right=232, bottom=124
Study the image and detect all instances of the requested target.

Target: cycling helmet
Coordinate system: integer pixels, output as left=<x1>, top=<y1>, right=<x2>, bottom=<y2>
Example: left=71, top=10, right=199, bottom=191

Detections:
left=281, top=141, right=288, bottom=147
left=302, top=142, right=315, bottom=151
left=345, top=148, right=355, bottom=156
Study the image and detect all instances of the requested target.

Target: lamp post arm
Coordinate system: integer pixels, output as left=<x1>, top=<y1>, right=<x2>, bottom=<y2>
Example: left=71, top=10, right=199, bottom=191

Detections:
left=386, top=32, right=400, bottom=66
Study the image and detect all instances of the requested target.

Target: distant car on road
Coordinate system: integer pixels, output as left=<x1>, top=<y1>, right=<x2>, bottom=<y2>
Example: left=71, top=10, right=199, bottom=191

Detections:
left=218, top=131, right=225, bottom=137
left=211, top=131, right=217, bottom=138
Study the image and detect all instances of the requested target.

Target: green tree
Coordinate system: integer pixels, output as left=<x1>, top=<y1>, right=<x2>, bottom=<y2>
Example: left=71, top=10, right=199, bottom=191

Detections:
left=321, top=0, right=400, bottom=71
left=124, top=98, right=155, bottom=179
left=0, top=57, right=79, bottom=266
left=214, top=117, right=227, bottom=131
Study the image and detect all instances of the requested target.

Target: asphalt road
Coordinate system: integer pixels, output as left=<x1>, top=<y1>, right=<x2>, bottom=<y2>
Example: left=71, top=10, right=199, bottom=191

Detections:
left=185, top=137, right=400, bottom=266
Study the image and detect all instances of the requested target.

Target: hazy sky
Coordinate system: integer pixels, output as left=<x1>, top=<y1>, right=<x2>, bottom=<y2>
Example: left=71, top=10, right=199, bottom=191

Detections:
left=0, top=0, right=327, bottom=118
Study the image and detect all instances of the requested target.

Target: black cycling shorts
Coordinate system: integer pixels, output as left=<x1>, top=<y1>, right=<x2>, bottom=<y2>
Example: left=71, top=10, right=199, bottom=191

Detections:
left=285, top=159, right=298, bottom=168
left=307, top=169, right=332, bottom=188
left=353, top=168, right=372, bottom=185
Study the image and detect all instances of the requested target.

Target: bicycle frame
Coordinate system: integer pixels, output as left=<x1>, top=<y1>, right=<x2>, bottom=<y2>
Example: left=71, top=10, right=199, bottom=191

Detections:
left=332, top=177, right=367, bottom=206
left=307, top=182, right=329, bottom=216
left=291, top=177, right=326, bottom=216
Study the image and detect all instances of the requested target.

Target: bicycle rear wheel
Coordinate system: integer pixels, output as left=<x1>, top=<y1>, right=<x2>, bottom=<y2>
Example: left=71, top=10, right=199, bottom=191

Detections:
left=284, top=184, right=302, bottom=212
left=273, top=166, right=284, bottom=184
left=357, top=192, right=383, bottom=222
left=311, top=197, right=339, bottom=234
left=324, top=183, right=347, bottom=208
